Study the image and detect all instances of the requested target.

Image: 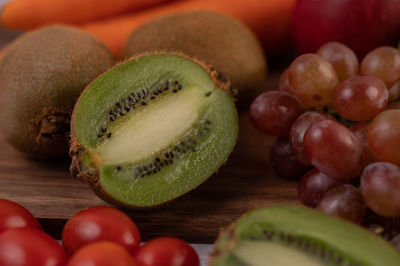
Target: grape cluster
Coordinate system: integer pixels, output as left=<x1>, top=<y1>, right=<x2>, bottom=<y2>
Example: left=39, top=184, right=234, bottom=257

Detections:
left=250, top=42, right=400, bottom=249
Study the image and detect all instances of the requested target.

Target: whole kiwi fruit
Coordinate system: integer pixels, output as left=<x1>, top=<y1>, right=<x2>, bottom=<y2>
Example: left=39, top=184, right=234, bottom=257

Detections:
left=122, top=11, right=267, bottom=106
left=0, top=25, right=115, bottom=160
left=211, top=205, right=400, bottom=266
left=70, top=53, right=238, bottom=208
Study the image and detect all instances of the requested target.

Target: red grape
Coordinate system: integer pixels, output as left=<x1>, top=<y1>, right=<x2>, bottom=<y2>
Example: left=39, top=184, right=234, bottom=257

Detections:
left=360, top=46, right=400, bottom=88
left=278, top=68, right=292, bottom=95
left=363, top=209, right=400, bottom=240
left=350, top=122, right=374, bottom=168
left=316, top=42, right=359, bottom=81
left=386, top=102, right=400, bottom=110
left=304, top=119, right=362, bottom=179
left=289, top=111, right=334, bottom=165
left=389, top=79, right=400, bottom=102
left=317, top=184, right=366, bottom=224
left=288, top=54, right=339, bottom=108
left=368, top=110, right=400, bottom=165
left=366, top=223, right=385, bottom=236
left=270, top=136, right=310, bottom=180
left=298, top=168, right=347, bottom=207
left=360, top=162, right=400, bottom=217
left=391, top=235, right=400, bottom=251
left=249, top=91, right=303, bottom=136
left=333, top=75, right=388, bottom=121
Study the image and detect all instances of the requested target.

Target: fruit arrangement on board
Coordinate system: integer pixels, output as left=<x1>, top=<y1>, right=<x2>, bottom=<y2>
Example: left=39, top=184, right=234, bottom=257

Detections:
left=0, top=0, right=399, bottom=265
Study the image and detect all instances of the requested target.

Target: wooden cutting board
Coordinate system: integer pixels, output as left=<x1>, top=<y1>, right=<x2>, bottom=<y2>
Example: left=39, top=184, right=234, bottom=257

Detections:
left=0, top=77, right=300, bottom=244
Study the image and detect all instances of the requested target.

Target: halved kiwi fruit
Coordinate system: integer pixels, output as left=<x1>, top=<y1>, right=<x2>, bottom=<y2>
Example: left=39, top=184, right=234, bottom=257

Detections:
left=211, top=205, right=400, bottom=266
left=70, top=53, right=238, bottom=208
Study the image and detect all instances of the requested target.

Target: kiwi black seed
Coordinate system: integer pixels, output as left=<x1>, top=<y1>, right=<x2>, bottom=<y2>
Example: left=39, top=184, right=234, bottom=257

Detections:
left=210, top=205, right=400, bottom=266
left=122, top=11, right=268, bottom=107
left=70, top=53, right=238, bottom=208
left=0, top=25, right=115, bottom=160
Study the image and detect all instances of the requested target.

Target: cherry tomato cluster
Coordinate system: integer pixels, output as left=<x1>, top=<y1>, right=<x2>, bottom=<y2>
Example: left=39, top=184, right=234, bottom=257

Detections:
left=0, top=199, right=199, bottom=266
left=250, top=42, right=400, bottom=251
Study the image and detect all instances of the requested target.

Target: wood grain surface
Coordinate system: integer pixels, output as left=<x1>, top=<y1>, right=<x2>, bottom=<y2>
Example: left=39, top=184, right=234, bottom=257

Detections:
left=0, top=76, right=300, bottom=244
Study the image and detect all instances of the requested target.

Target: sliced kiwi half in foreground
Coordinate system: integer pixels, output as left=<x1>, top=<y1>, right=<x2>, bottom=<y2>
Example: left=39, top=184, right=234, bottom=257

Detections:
left=211, top=205, right=400, bottom=266
left=70, top=53, right=238, bottom=208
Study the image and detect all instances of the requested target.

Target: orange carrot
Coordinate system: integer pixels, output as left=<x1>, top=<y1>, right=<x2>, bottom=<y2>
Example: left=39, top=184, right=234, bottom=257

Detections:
left=0, top=0, right=183, bottom=30
left=81, top=0, right=296, bottom=59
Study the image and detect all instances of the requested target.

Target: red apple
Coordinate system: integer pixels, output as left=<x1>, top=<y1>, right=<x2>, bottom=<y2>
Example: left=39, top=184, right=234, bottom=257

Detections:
left=293, top=0, right=400, bottom=59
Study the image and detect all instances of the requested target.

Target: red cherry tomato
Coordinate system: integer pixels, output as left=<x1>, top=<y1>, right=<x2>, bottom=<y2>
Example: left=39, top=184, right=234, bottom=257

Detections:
left=0, top=199, right=42, bottom=234
left=62, top=206, right=141, bottom=254
left=0, top=227, right=68, bottom=266
left=67, top=241, right=137, bottom=266
left=134, top=237, right=199, bottom=266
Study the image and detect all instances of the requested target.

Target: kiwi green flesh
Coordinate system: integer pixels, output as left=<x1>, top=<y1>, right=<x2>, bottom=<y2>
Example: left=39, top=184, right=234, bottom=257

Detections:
left=212, top=206, right=400, bottom=266
left=213, top=240, right=325, bottom=266
left=73, top=54, right=238, bottom=207
left=97, top=87, right=205, bottom=164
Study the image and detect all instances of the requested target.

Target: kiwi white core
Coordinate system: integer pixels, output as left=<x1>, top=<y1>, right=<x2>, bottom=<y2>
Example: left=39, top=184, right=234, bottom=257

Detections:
left=232, top=241, right=324, bottom=266
left=96, top=90, right=201, bottom=165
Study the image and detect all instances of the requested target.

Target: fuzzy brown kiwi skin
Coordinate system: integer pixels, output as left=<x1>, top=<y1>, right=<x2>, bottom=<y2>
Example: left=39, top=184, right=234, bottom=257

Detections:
left=209, top=222, right=238, bottom=266
left=70, top=52, right=237, bottom=209
left=0, top=25, right=115, bottom=160
left=122, top=10, right=267, bottom=108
